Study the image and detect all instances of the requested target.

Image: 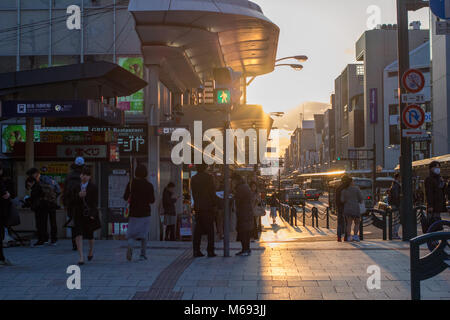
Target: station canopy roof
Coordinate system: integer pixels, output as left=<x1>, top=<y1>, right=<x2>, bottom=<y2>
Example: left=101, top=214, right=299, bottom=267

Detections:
left=129, top=0, right=280, bottom=92
left=0, top=61, right=147, bottom=100
left=179, top=104, right=273, bottom=133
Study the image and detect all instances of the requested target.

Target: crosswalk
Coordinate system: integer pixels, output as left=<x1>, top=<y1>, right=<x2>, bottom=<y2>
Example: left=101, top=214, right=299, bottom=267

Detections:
left=258, top=207, right=337, bottom=243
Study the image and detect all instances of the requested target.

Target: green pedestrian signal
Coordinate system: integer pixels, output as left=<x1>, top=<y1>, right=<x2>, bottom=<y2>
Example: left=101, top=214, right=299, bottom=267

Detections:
left=215, top=89, right=232, bottom=105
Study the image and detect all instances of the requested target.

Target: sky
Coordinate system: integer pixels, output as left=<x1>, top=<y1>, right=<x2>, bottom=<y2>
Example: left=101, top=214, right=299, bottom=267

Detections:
left=247, top=0, right=430, bottom=114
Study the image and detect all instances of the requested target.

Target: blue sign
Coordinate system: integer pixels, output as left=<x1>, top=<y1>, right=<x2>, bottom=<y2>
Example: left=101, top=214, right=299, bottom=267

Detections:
left=430, top=0, right=450, bottom=19
left=1, top=100, right=87, bottom=118
left=369, top=88, right=378, bottom=124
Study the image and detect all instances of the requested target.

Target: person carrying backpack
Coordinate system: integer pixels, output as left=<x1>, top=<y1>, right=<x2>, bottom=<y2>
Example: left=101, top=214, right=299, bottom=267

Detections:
left=63, top=157, right=85, bottom=251
left=26, top=167, right=60, bottom=246
left=388, top=173, right=402, bottom=239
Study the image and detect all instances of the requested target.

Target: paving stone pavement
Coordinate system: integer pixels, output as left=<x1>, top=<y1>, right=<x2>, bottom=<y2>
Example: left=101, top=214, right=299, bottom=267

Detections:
left=0, top=214, right=449, bottom=300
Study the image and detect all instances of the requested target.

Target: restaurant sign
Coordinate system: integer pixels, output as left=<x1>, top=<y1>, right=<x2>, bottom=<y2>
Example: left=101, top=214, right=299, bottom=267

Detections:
left=56, top=145, right=108, bottom=159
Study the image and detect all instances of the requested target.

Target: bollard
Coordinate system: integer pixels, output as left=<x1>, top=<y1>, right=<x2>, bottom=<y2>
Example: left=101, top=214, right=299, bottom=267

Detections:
left=303, top=205, right=306, bottom=226
left=359, top=218, right=364, bottom=240
left=289, top=207, right=293, bottom=225
left=382, top=211, right=387, bottom=241
left=294, top=207, right=297, bottom=227
left=326, top=207, right=330, bottom=229
left=312, top=207, right=319, bottom=228
left=388, top=208, right=393, bottom=240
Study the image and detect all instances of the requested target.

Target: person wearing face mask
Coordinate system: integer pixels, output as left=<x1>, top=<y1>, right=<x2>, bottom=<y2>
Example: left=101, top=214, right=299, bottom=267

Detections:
left=424, top=161, right=446, bottom=232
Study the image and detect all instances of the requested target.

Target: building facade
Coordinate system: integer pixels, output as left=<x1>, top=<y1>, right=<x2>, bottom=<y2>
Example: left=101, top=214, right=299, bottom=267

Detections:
left=383, top=41, right=432, bottom=170
left=355, top=24, right=429, bottom=170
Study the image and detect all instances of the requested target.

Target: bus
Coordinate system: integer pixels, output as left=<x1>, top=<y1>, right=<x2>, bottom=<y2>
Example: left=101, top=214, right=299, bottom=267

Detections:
left=395, top=154, right=450, bottom=205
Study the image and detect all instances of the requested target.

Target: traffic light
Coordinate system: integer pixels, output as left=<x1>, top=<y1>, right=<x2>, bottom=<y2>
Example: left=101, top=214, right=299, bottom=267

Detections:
left=213, top=67, right=242, bottom=105
left=337, top=157, right=341, bottom=161
left=214, top=89, right=232, bottom=105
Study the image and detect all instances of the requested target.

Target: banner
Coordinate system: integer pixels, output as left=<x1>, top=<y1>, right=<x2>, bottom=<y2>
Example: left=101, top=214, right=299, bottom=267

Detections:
left=117, top=57, right=144, bottom=114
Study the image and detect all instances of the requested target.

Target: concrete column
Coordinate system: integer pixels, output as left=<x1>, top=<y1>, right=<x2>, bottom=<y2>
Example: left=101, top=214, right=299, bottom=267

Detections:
left=183, top=90, right=190, bottom=105
left=172, top=92, right=184, bottom=217
left=25, top=117, right=34, bottom=170
left=145, top=65, right=160, bottom=241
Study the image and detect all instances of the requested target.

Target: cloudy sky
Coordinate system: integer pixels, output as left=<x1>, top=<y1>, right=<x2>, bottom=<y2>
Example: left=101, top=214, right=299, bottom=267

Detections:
left=247, top=0, right=430, bottom=114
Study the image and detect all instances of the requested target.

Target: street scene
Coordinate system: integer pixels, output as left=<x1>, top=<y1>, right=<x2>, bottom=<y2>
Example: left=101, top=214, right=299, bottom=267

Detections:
left=0, top=0, right=449, bottom=305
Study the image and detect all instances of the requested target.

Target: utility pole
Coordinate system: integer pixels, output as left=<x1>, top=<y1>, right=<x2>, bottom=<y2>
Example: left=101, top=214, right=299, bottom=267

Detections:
left=223, top=106, right=231, bottom=257
left=397, top=0, right=428, bottom=240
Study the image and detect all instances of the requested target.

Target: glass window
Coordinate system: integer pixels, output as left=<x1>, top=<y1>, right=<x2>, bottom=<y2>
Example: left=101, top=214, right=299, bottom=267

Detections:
left=389, top=125, right=400, bottom=145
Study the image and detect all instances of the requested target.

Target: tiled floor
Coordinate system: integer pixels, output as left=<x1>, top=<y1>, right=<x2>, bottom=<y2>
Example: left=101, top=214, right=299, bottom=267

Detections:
left=1, top=213, right=449, bottom=300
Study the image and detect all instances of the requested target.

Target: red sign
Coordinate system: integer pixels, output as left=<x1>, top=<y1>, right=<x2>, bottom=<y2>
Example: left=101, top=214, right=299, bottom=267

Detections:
left=402, top=69, right=425, bottom=93
left=402, top=104, right=425, bottom=129
left=56, top=145, right=108, bottom=159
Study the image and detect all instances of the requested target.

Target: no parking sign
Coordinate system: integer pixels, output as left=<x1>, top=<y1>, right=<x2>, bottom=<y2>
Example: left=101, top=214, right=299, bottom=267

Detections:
left=402, top=104, right=425, bottom=129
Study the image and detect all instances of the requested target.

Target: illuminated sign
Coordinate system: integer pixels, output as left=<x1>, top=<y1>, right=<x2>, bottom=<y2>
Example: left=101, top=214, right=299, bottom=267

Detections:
left=214, top=89, right=232, bottom=105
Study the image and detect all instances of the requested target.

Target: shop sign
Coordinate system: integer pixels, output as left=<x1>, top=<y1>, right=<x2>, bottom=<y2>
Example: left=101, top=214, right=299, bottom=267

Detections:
left=91, top=126, right=147, bottom=155
left=0, top=100, right=87, bottom=118
left=56, top=145, right=107, bottom=159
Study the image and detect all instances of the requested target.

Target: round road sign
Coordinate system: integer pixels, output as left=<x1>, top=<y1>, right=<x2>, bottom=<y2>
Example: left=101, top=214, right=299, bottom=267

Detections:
left=402, top=69, right=425, bottom=93
left=402, top=104, right=425, bottom=129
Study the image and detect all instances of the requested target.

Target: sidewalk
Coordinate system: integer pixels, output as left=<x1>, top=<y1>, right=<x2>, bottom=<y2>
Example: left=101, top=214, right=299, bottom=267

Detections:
left=0, top=214, right=449, bottom=300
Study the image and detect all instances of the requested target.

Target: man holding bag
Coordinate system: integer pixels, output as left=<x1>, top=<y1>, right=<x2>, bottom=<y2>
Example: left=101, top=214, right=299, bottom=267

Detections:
left=0, top=163, right=12, bottom=266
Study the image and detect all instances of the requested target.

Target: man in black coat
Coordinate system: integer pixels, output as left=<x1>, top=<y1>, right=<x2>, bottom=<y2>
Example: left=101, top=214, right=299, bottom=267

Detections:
left=335, top=175, right=351, bottom=242
left=232, top=174, right=253, bottom=256
left=424, top=161, right=446, bottom=232
left=191, top=164, right=216, bottom=257
left=63, top=157, right=85, bottom=250
left=388, top=173, right=402, bottom=239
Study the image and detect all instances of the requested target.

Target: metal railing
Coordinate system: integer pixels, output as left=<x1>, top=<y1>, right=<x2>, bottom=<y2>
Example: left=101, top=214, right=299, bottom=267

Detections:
left=410, top=221, right=450, bottom=300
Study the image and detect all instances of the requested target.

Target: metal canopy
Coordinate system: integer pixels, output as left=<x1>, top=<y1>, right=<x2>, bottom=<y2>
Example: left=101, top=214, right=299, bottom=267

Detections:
left=0, top=61, right=148, bottom=100
left=129, top=0, right=279, bottom=90
left=178, top=104, right=273, bottom=133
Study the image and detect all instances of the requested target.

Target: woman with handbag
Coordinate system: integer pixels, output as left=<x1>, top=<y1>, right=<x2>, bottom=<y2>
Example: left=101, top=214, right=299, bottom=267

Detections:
left=123, top=164, right=155, bottom=261
left=73, top=166, right=100, bottom=266
left=340, top=177, right=364, bottom=242
left=0, top=164, right=12, bottom=266
left=250, top=182, right=263, bottom=240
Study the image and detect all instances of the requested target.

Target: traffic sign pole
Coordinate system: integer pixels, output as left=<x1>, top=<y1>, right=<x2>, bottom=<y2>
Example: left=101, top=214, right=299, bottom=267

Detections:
left=397, top=0, right=417, bottom=241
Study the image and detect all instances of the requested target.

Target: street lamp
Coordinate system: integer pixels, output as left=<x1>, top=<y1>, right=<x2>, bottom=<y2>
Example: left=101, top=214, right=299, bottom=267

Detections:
left=246, top=55, right=308, bottom=87
left=276, top=55, right=308, bottom=63
left=275, top=63, right=303, bottom=71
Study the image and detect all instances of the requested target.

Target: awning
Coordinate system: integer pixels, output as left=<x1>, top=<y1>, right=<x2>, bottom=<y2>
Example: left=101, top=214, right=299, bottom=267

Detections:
left=129, top=0, right=279, bottom=91
left=0, top=61, right=147, bottom=100
left=177, top=104, right=273, bottom=133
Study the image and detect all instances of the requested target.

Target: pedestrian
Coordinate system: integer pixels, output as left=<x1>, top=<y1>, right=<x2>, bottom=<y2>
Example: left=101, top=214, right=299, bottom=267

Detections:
left=63, top=157, right=85, bottom=251
left=249, top=181, right=262, bottom=240
left=424, top=161, right=446, bottom=232
left=70, top=166, right=100, bottom=265
left=25, top=176, right=49, bottom=247
left=388, top=173, right=402, bottom=239
left=233, top=174, right=254, bottom=256
left=267, top=193, right=279, bottom=225
left=163, top=182, right=178, bottom=241
left=26, top=167, right=60, bottom=246
left=340, top=177, right=364, bottom=242
left=214, top=179, right=224, bottom=241
left=123, top=164, right=155, bottom=261
left=0, top=163, right=12, bottom=266
left=336, top=175, right=351, bottom=242
left=191, top=164, right=217, bottom=258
